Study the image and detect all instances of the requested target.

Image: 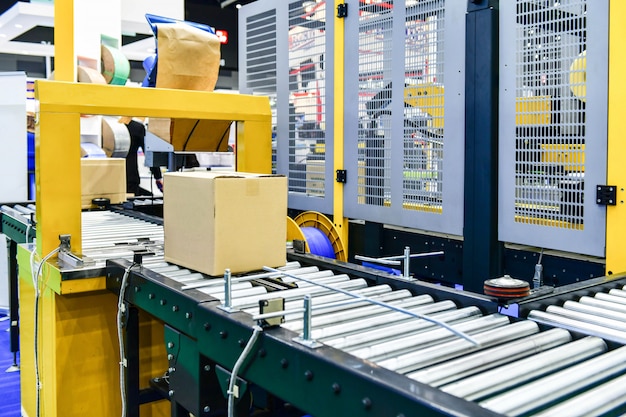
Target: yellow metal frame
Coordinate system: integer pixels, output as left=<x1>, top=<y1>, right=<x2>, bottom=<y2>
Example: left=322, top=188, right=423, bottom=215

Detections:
left=333, top=0, right=349, bottom=248
left=606, top=1, right=626, bottom=275
left=20, top=80, right=271, bottom=417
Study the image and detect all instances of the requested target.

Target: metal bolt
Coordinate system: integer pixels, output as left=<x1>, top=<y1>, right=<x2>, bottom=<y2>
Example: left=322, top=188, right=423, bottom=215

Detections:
left=134, top=286, right=141, bottom=293
left=168, top=367, right=176, bottom=373
left=172, top=305, right=179, bottom=312
left=258, top=349, right=267, bottom=358
left=220, top=331, right=228, bottom=339
left=203, top=406, right=210, bottom=413
left=167, top=342, right=174, bottom=349
left=204, top=365, right=211, bottom=372
left=204, top=323, right=211, bottom=331
left=167, top=354, right=174, bottom=361
left=362, top=397, right=372, bottom=409
left=238, top=339, right=246, bottom=348
left=280, top=358, right=289, bottom=369
left=304, top=370, right=314, bottom=381
left=160, top=299, right=167, bottom=306
left=332, top=383, right=341, bottom=394
left=168, top=390, right=175, bottom=398
left=185, top=312, right=192, bottom=319
left=148, top=293, right=155, bottom=299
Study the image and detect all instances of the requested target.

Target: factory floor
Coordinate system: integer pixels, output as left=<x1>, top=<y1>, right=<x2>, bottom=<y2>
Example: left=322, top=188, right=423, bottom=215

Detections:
left=0, top=314, right=20, bottom=417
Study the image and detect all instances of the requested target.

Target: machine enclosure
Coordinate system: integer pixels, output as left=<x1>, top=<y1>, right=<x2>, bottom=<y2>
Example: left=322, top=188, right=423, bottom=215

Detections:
left=163, top=171, right=287, bottom=276
left=80, top=157, right=127, bottom=208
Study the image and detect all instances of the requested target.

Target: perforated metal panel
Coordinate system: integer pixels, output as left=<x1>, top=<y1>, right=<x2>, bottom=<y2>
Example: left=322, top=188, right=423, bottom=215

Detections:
left=240, top=1, right=334, bottom=214
left=344, top=1, right=466, bottom=235
left=499, top=0, right=608, bottom=257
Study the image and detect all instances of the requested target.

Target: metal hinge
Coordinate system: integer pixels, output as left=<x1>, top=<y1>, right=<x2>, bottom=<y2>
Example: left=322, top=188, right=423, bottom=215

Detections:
left=336, top=169, right=347, bottom=183
left=596, top=185, right=617, bottom=206
left=337, top=3, right=348, bottom=18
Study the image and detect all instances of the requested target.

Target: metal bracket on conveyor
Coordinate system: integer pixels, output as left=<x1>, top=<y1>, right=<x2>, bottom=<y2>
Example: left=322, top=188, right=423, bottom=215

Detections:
left=355, top=246, right=444, bottom=279
left=217, top=268, right=238, bottom=313
left=57, top=234, right=95, bottom=268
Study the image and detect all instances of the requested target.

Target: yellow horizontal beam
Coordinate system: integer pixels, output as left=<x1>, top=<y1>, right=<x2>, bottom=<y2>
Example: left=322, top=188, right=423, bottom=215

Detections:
left=35, top=80, right=271, bottom=121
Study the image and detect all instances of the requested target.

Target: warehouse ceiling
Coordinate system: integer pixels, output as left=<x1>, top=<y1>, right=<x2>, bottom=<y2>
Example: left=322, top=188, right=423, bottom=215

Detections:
left=0, top=0, right=256, bottom=61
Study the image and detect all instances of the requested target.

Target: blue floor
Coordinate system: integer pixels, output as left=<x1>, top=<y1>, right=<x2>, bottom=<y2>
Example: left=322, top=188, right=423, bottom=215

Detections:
left=0, top=315, right=20, bottom=417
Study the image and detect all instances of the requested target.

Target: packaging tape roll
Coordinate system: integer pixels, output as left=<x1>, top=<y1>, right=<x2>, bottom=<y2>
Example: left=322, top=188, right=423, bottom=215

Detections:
left=77, top=65, right=107, bottom=84
left=80, top=142, right=107, bottom=158
left=102, top=116, right=131, bottom=158
left=101, top=44, right=130, bottom=85
left=569, top=50, right=586, bottom=102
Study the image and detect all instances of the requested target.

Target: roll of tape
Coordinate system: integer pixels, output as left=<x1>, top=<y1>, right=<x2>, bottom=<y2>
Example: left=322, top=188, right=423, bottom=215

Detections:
left=101, top=44, right=130, bottom=85
left=80, top=142, right=107, bottom=158
left=102, top=116, right=131, bottom=158
left=77, top=65, right=107, bottom=84
left=569, top=50, right=586, bottom=102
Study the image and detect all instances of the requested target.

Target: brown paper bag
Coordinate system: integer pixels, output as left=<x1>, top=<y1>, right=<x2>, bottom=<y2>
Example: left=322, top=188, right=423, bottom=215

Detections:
left=155, top=22, right=221, bottom=91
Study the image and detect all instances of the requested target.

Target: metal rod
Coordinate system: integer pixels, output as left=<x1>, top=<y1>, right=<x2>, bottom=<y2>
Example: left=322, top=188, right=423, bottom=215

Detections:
left=354, top=255, right=401, bottom=266
left=223, top=269, right=232, bottom=309
left=262, top=266, right=480, bottom=346
left=302, top=295, right=313, bottom=342
left=403, top=246, right=410, bottom=278
left=528, top=310, right=626, bottom=345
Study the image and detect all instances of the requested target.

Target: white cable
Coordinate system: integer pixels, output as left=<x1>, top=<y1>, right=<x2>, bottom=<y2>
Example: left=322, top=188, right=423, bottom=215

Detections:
left=117, top=263, right=137, bottom=417
left=227, top=325, right=263, bottom=417
left=31, top=246, right=60, bottom=417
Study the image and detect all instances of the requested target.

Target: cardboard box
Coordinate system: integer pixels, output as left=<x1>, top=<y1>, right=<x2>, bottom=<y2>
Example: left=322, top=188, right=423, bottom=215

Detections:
left=164, top=171, right=287, bottom=276
left=81, top=158, right=126, bottom=208
left=148, top=118, right=232, bottom=152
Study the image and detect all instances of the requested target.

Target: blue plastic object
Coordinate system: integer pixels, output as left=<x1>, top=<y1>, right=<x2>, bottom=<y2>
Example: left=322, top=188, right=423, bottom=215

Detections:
left=362, top=261, right=402, bottom=276
left=301, top=226, right=335, bottom=259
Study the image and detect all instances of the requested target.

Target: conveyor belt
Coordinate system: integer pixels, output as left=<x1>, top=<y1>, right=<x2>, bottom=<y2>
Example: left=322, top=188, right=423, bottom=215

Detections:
left=93, top=211, right=626, bottom=417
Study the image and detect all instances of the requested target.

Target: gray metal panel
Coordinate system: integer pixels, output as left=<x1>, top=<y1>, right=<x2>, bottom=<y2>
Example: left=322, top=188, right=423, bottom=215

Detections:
left=241, top=0, right=333, bottom=214
left=343, top=0, right=465, bottom=236
left=498, top=0, right=608, bottom=257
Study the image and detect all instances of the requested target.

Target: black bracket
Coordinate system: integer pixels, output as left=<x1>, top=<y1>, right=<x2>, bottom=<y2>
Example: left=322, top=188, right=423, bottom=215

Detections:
left=337, top=3, right=348, bottom=18
left=336, top=169, right=347, bottom=183
left=596, top=185, right=617, bottom=206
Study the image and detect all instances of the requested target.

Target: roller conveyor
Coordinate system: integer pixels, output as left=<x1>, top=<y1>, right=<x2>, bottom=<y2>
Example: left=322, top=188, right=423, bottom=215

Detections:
left=91, top=211, right=626, bottom=417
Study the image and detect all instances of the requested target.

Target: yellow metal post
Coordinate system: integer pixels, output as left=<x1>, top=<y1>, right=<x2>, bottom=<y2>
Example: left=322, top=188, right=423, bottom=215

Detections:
left=606, top=1, right=626, bottom=275
left=53, top=0, right=75, bottom=82
left=333, top=0, right=349, bottom=248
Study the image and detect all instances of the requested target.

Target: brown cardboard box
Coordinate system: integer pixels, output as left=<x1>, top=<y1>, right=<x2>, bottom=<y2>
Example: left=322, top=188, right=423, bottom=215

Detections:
left=163, top=171, right=287, bottom=276
left=81, top=158, right=126, bottom=208
left=147, top=118, right=232, bottom=152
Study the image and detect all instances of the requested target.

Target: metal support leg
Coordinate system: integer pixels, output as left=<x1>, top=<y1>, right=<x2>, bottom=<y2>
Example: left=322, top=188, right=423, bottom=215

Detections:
left=7, top=240, right=19, bottom=371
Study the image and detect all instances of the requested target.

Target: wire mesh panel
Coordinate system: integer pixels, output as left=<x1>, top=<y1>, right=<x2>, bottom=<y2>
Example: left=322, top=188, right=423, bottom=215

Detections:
left=344, top=1, right=466, bottom=235
left=240, top=1, right=334, bottom=214
left=287, top=1, right=327, bottom=197
left=499, top=0, right=608, bottom=257
left=239, top=6, right=278, bottom=173
left=403, top=4, right=445, bottom=211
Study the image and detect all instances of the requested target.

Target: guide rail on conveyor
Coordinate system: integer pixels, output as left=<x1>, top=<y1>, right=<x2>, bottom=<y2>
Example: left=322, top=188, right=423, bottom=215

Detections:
left=62, top=210, right=626, bottom=417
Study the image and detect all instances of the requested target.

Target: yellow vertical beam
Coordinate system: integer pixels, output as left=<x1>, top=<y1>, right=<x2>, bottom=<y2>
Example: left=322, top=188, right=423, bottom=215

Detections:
left=606, top=1, right=626, bottom=275
left=333, top=0, right=349, bottom=247
left=54, top=0, right=75, bottom=82
left=236, top=119, right=272, bottom=174
left=35, top=111, right=82, bottom=256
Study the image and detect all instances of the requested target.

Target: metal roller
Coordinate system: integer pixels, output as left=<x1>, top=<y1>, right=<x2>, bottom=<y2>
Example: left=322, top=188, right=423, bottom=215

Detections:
left=594, top=292, right=626, bottom=305
left=442, top=336, right=607, bottom=402
left=545, top=305, right=626, bottom=333
left=314, top=300, right=459, bottom=342
left=351, top=314, right=512, bottom=362
left=325, top=306, right=483, bottom=351
left=409, top=328, right=572, bottom=387
left=281, top=288, right=416, bottom=332
left=528, top=310, right=626, bottom=344
left=532, top=373, right=626, bottom=417
left=561, top=300, right=626, bottom=326
left=479, top=344, right=626, bottom=416
left=577, top=295, right=626, bottom=314
left=608, top=288, right=626, bottom=298
left=231, top=278, right=369, bottom=310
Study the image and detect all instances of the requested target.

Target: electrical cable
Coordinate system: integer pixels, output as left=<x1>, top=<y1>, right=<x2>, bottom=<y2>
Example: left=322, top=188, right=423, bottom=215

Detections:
left=227, top=325, right=263, bottom=417
left=182, top=120, right=200, bottom=151
left=214, top=124, right=232, bottom=152
left=31, top=246, right=60, bottom=417
left=116, top=263, right=138, bottom=417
